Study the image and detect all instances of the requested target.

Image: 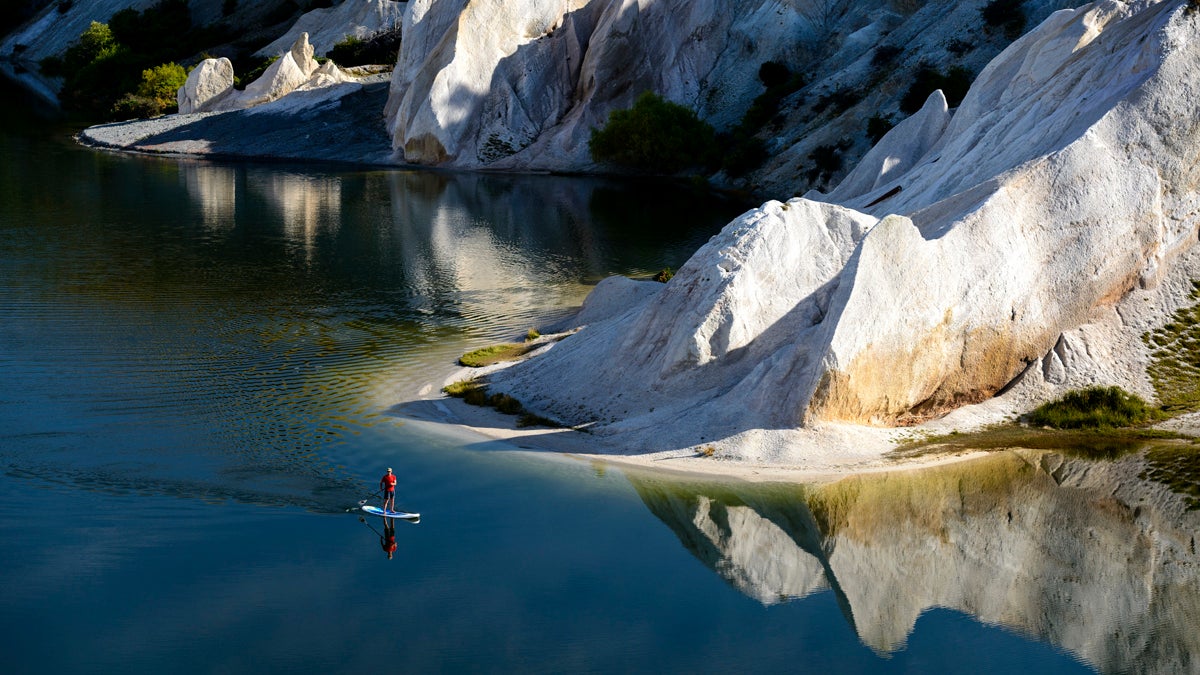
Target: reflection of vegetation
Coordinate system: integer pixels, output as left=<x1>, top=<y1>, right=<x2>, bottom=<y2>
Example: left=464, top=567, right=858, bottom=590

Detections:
left=807, top=452, right=1032, bottom=540
left=1142, top=446, right=1200, bottom=510
left=890, top=424, right=1186, bottom=461
left=1027, top=386, right=1164, bottom=429
left=1144, top=281, right=1200, bottom=413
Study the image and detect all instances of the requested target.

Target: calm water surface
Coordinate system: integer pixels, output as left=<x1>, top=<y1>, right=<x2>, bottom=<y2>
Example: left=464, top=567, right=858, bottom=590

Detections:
left=2, top=89, right=1194, bottom=673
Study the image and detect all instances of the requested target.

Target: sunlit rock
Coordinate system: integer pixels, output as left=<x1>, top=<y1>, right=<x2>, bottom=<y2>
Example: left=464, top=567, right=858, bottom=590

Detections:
left=384, top=0, right=807, bottom=168
left=177, top=57, right=234, bottom=114
left=489, top=0, right=1200, bottom=449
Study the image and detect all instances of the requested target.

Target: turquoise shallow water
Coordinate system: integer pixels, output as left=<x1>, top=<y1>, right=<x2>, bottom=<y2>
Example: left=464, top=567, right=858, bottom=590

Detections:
left=0, top=85, right=1173, bottom=673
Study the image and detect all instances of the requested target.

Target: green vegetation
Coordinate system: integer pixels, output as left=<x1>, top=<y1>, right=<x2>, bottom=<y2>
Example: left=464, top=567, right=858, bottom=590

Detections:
left=899, top=62, right=972, bottom=114
left=326, top=29, right=402, bottom=67
left=653, top=267, right=675, bottom=283
left=589, top=91, right=718, bottom=175
left=806, top=140, right=850, bottom=187
left=1027, top=386, right=1164, bottom=430
left=526, top=328, right=541, bottom=341
left=39, top=0, right=240, bottom=120
left=981, top=0, right=1027, bottom=41
left=866, top=114, right=894, bottom=143
left=1144, top=281, right=1200, bottom=413
left=458, top=343, right=534, bottom=368
left=718, top=61, right=808, bottom=177
left=112, top=62, right=188, bottom=118
left=441, top=380, right=559, bottom=428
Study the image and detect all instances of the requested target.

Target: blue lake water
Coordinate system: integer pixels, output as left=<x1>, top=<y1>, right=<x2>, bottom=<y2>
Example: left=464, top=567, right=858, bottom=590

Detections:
left=2, top=85, right=1193, bottom=673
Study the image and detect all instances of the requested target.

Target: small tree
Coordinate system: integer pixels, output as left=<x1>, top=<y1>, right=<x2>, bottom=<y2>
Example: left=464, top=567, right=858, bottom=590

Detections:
left=588, top=91, right=717, bottom=175
left=112, top=62, right=187, bottom=118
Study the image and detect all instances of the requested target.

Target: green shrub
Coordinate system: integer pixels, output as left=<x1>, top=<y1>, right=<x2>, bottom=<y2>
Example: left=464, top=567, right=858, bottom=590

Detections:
left=900, top=63, right=972, bottom=114
left=589, top=91, right=718, bottom=175
left=758, top=61, right=792, bottom=89
left=1026, top=386, right=1163, bottom=429
left=458, top=343, right=532, bottom=368
left=326, top=29, right=402, bottom=67
left=981, top=0, right=1026, bottom=40
left=871, top=45, right=903, bottom=69
left=653, top=267, right=675, bottom=283
left=866, top=114, right=894, bottom=143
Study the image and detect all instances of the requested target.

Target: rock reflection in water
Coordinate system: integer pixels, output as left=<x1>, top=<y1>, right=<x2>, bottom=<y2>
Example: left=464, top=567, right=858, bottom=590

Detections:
left=630, top=449, right=1200, bottom=673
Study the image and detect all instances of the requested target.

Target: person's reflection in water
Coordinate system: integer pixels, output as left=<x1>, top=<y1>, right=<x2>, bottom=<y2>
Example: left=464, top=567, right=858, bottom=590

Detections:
left=381, top=518, right=397, bottom=560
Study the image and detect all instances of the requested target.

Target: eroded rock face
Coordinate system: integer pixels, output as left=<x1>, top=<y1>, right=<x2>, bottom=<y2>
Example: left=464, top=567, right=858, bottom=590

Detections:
left=489, top=0, right=1200, bottom=437
left=385, top=0, right=806, bottom=168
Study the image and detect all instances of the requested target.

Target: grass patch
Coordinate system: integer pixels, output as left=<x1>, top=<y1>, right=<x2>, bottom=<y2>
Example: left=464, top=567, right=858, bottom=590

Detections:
left=442, top=381, right=560, bottom=428
left=1026, top=386, right=1164, bottom=430
left=458, top=343, right=533, bottom=368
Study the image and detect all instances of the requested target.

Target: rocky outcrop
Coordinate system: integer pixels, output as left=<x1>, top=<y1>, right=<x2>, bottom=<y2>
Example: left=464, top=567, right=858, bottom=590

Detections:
left=177, top=56, right=234, bottom=115
left=630, top=449, right=1200, bottom=672
left=181, top=33, right=358, bottom=114
left=255, top=0, right=404, bottom=58
left=483, top=0, right=1200, bottom=452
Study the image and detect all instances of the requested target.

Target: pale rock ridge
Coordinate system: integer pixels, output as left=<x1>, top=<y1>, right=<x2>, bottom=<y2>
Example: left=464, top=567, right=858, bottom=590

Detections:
left=487, top=1, right=1200, bottom=451
left=255, top=0, right=405, bottom=58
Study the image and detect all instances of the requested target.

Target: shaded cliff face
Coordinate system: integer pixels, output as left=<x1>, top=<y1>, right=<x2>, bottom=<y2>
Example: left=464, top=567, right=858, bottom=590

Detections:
left=629, top=449, right=1200, bottom=673
left=487, top=1, right=1200, bottom=446
left=382, top=0, right=1083, bottom=191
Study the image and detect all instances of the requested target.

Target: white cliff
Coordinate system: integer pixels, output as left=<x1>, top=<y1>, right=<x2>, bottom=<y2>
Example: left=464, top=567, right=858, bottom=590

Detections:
left=255, top=0, right=404, bottom=58
left=480, top=0, right=1200, bottom=459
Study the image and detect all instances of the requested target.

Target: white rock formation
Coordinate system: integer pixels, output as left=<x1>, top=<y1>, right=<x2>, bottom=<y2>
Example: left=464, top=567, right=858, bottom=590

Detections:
left=385, top=0, right=809, bottom=167
left=484, top=0, right=1200, bottom=457
left=181, top=33, right=358, bottom=114
left=177, top=57, right=234, bottom=114
left=255, top=0, right=404, bottom=58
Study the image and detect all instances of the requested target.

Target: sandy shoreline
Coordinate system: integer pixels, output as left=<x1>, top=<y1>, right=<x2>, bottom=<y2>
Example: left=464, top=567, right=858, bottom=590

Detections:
left=390, top=364, right=1003, bottom=485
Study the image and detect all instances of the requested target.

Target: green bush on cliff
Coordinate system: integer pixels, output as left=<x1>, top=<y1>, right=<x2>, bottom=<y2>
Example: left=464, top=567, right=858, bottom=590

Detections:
left=589, top=92, right=718, bottom=175
left=39, top=1, right=235, bottom=120
left=112, top=62, right=188, bottom=118
left=327, top=29, right=402, bottom=67
left=1026, top=386, right=1163, bottom=429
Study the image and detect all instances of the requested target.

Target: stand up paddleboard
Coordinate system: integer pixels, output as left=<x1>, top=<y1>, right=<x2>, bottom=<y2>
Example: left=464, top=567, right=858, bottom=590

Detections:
left=361, top=505, right=420, bottom=520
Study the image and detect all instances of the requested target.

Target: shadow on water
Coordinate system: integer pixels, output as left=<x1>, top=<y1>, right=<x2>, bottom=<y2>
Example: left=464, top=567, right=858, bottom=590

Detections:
left=625, top=447, right=1200, bottom=673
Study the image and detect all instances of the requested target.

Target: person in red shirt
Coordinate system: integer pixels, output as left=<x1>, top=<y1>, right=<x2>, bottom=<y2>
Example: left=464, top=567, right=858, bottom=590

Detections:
left=380, top=467, right=397, bottom=513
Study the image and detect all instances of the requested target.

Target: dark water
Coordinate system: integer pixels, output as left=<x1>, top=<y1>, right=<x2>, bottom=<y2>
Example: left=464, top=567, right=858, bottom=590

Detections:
left=2, top=88, right=1194, bottom=673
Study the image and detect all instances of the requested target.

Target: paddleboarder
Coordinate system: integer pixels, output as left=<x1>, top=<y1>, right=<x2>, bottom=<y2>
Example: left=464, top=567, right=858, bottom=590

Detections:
left=380, top=467, right=397, bottom=513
